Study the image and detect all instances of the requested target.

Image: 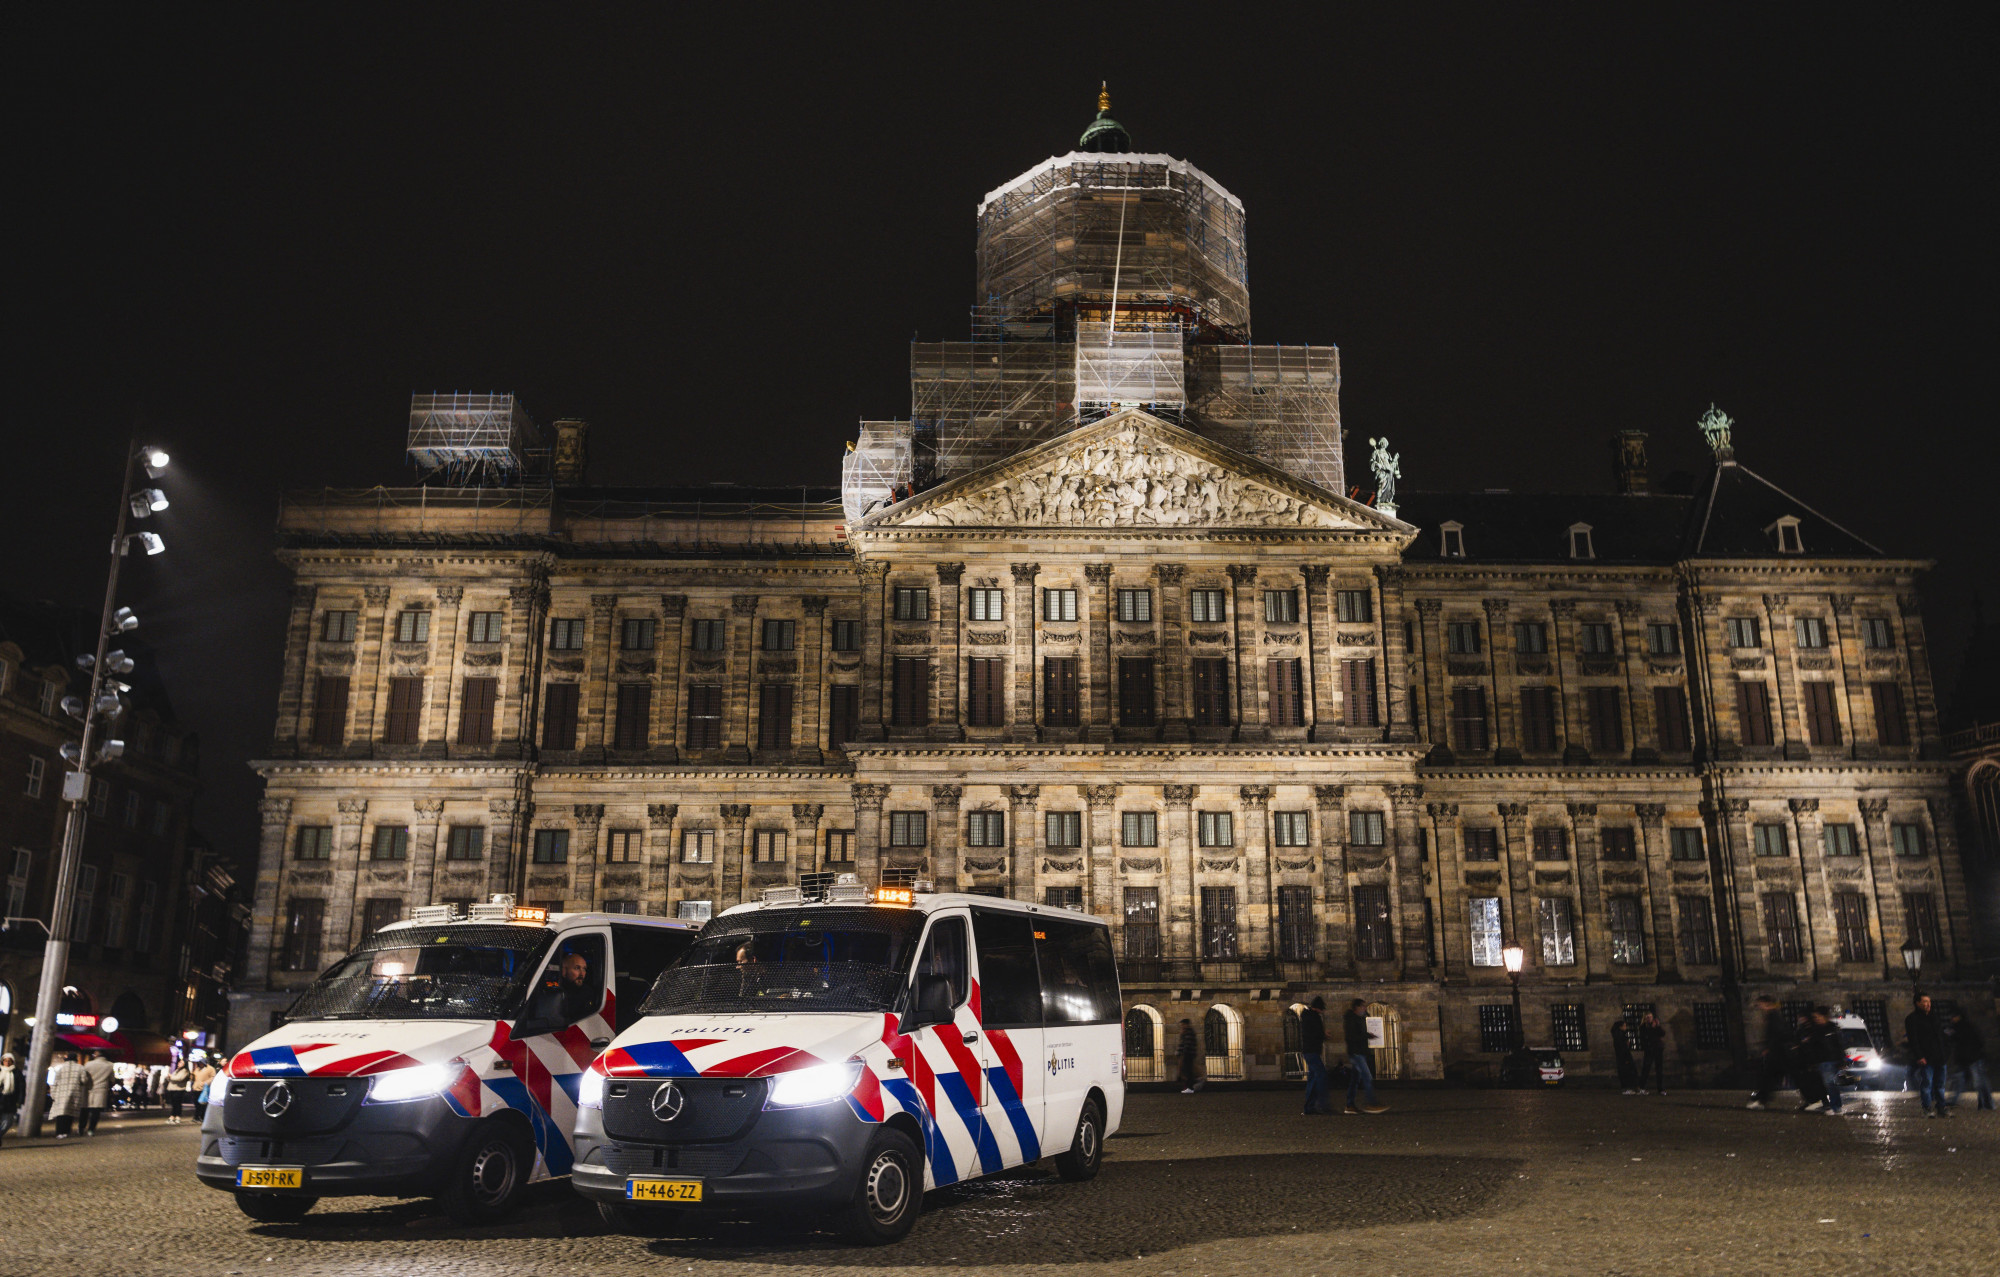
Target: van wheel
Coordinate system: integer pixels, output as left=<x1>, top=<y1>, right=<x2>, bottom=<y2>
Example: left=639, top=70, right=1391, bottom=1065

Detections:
left=1054, top=1098, right=1104, bottom=1182
left=836, top=1127, right=922, bottom=1244
left=234, top=1191, right=318, bottom=1223
left=438, top=1120, right=530, bottom=1223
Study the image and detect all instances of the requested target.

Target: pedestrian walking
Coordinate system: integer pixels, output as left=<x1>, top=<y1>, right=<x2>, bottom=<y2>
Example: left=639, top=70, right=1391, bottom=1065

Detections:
left=1343, top=999, right=1387, bottom=1114
left=1299, top=997, right=1330, bottom=1115
left=1176, top=1018, right=1202, bottom=1093
left=1610, top=1018, right=1639, bottom=1094
left=1792, top=1009, right=1827, bottom=1111
left=1747, top=994, right=1791, bottom=1109
left=1945, top=1010, right=1992, bottom=1112
left=190, top=1057, right=218, bottom=1122
left=48, top=1051, right=88, bottom=1139
left=164, top=1059, right=192, bottom=1124
left=130, top=1068, right=151, bottom=1110
left=81, top=1049, right=115, bottom=1135
left=1799, top=1008, right=1843, bottom=1114
left=1906, top=994, right=1949, bottom=1117
left=1638, top=1012, right=1667, bottom=1095
left=0, top=1051, right=24, bottom=1147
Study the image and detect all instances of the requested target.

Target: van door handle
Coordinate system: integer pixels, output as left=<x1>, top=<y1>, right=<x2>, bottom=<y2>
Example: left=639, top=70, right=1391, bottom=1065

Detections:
left=962, top=1031, right=980, bottom=1044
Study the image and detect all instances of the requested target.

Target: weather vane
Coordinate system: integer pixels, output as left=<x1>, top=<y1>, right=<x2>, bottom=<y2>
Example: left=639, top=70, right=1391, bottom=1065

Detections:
left=1697, top=403, right=1735, bottom=457
left=1368, top=436, right=1401, bottom=515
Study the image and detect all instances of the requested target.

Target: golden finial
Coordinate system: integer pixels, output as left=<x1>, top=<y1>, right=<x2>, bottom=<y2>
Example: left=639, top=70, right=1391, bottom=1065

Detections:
left=1098, top=82, right=1111, bottom=114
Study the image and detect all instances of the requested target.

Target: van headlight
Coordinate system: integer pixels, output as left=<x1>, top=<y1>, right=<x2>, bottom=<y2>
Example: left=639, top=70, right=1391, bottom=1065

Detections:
left=578, top=1067, right=607, bottom=1110
left=364, top=1062, right=458, bottom=1105
left=766, top=1061, right=864, bottom=1109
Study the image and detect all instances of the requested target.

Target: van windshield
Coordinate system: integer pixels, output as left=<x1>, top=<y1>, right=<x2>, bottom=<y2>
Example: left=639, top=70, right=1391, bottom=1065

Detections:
left=284, top=925, right=553, bottom=1021
left=641, top=907, right=926, bottom=1015
left=1839, top=1028, right=1876, bottom=1050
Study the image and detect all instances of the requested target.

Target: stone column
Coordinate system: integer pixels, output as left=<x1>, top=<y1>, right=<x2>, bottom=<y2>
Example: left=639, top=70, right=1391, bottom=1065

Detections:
left=1157, top=564, right=1191, bottom=742
left=853, top=784, right=889, bottom=887
left=1227, top=565, right=1266, bottom=741
left=930, top=785, right=964, bottom=892
left=1007, top=563, right=1040, bottom=742
left=1636, top=803, right=1676, bottom=980
left=1762, top=594, right=1808, bottom=759
left=1566, top=802, right=1604, bottom=978
left=244, top=796, right=292, bottom=986
left=570, top=804, right=604, bottom=910
left=1482, top=598, right=1519, bottom=761
left=1389, top=784, right=1429, bottom=978
left=1857, top=798, right=1896, bottom=979
left=1925, top=796, right=1971, bottom=975
left=1427, top=802, right=1463, bottom=977
left=1302, top=566, right=1337, bottom=741
left=1007, top=785, right=1040, bottom=901
left=791, top=804, right=824, bottom=883
left=1376, top=567, right=1417, bottom=743
left=328, top=798, right=368, bottom=951
left=1415, top=598, right=1448, bottom=756
left=1499, top=802, right=1532, bottom=959
left=933, top=566, right=965, bottom=742
left=1898, top=593, right=1943, bottom=756
left=354, top=586, right=392, bottom=753
left=501, top=581, right=548, bottom=756
left=428, top=585, right=465, bottom=754
left=1084, top=563, right=1115, bottom=742
left=410, top=797, right=446, bottom=908
left=1163, top=785, right=1197, bottom=967
left=486, top=796, right=526, bottom=902
left=1239, top=785, right=1273, bottom=960
left=1616, top=599, right=1652, bottom=761
left=719, top=804, right=751, bottom=908
left=855, top=563, right=889, bottom=741
left=1549, top=599, right=1587, bottom=762
left=580, top=594, right=617, bottom=761
left=272, top=586, right=317, bottom=753
left=1316, top=786, right=1352, bottom=976
left=1083, top=785, right=1119, bottom=916
left=798, top=597, right=828, bottom=761
left=644, top=804, right=678, bottom=914
left=1709, top=796, right=1763, bottom=975
left=655, top=596, right=686, bottom=764
left=1789, top=797, right=1831, bottom=977
left=725, top=596, right=758, bottom=762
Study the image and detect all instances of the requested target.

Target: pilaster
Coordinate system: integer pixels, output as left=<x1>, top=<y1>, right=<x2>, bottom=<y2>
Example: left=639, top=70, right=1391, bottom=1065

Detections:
left=1239, top=785, right=1273, bottom=959
left=931, top=784, right=964, bottom=891
left=1388, top=784, right=1428, bottom=978
left=1082, top=784, right=1119, bottom=915
left=654, top=595, right=686, bottom=763
left=1315, top=785, right=1351, bottom=975
left=853, top=784, right=889, bottom=886
left=245, top=796, right=292, bottom=986
left=571, top=804, right=605, bottom=910
left=1566, top=801, right=1604, bottom=979
left=725, top=596, right=758, bottom=762
left=272, top=585, right=316, bottom=752
left=354, top=586, right=392, bottom=753
left=1163, top=785, right=1197, bottom=964
left=1007, top=785, right=1041, bottom=901
left=645, top=804, right=678, bottom=914
left=1157, top=564, right=1191, bottom=740
left=855, top=562, right=890, bottom=740
left=428, top=585, right=464, bottom=754
left=581, top=594, right=618, bottom=761
left=932, top=566, right=966, bottom=741
left=1375, top=567, right=1416, bottom=743
left=1303, top=565, right=1337, bottom=741
left=797, top=596, right=827, bottom=761
left=328, top=798, right=368, bottom=951
left=720, top=803, right=751, bottom=908
left=1635, top=803, right=1676, bottom=981
left=1228, top=565, right=1267, bottom=742
left=1008, top=563, right=1040, bottom=742
left=409, top=797, right=446, bottom=908
left=1085, top=563, right=1114, bottom=742
left=1484, top=598, right=1518, bottom=761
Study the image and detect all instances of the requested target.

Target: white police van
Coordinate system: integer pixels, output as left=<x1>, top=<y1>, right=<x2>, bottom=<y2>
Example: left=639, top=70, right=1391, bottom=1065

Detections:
left=195, top=897, right=696, bottom=1222
left=571, top=879, right=1125, bottom=1242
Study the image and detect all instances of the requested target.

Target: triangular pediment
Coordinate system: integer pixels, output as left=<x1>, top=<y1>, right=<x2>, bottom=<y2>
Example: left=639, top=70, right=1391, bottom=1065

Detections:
left=863, top=409, right=1408, bottom=534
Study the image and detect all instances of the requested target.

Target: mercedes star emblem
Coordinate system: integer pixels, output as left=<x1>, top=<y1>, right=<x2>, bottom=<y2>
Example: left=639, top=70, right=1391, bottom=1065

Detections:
left=650, top=1080, right=685, bottom=1122
left=261, top=1080, right=294, bottom=1118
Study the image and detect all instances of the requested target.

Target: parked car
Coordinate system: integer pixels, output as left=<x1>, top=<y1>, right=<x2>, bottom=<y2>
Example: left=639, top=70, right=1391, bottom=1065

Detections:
left=1833, top=1015, right=1906, bottom=1091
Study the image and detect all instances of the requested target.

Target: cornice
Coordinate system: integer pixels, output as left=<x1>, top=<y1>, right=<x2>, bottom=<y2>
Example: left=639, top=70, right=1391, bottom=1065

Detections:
left=842, top=742, right=1429, bottom=761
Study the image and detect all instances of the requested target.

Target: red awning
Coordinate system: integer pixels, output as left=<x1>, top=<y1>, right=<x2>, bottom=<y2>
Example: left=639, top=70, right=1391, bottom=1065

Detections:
left=56, top=1031, right=121, bottom=1055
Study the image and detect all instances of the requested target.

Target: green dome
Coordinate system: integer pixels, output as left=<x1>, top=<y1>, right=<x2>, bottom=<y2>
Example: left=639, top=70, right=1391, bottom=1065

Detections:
left=1078, top=84, right=1131, bottom=153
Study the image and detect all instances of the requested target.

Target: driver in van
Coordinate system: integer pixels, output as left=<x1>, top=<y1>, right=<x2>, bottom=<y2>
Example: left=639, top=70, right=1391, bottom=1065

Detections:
left=528, top=949, right=596, bottom=1026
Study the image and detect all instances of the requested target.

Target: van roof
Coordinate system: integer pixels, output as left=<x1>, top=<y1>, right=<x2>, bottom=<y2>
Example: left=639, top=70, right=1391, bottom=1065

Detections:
left=718, top=891, right=1110, bottom=926
left=377, top=912, right=699, bottom=934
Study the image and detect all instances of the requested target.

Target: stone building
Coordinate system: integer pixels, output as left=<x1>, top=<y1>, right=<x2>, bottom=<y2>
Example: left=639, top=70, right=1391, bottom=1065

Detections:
left=234, top=102, right=1982, bottom=1080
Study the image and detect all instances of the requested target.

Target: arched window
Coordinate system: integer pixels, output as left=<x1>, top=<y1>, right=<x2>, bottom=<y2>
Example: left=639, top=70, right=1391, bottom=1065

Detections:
left=1203, top=1004, right=1245, bottom=1080
left=1123, top=1004, right=1165, bottom=1081
left=1971, top=762, right=2000, bottom=856
left=1280, top=1005, right=1306, bottom=1080
left=1125, top=1007, right=1156, bottom=1058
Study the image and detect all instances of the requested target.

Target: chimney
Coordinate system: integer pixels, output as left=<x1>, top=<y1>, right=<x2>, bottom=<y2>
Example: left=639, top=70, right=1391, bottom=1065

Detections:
left=552, top=419, right=590, bottom=486
left=1612, top=429, right=1649, bottom=494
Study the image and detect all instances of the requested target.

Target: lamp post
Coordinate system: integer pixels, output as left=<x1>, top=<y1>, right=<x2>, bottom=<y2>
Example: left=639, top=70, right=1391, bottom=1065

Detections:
left=1900, top=940, right=1923, bottom=992
left=1502, top=944, right=1526, bottom=1054
left=16, top=442, right=169, bottom=1138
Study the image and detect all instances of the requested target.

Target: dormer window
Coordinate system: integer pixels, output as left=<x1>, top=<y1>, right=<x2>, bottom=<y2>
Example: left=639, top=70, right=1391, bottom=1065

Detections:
left=1568, top=523, right=1595, bottom=559
left=1439, top=521, right=1466, bottom=558
left=1768, top=516, right=1804, bottom=554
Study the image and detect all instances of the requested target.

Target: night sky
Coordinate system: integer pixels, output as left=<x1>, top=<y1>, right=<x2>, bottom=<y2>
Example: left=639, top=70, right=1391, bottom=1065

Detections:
left=11, top=10, right=1994, bottom=875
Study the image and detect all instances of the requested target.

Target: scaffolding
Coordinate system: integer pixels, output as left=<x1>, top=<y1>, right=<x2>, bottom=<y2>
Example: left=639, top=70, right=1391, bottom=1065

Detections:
left=1185, top=345, right=1344, bottom=494
left=840, top=420, right=914, bottom=523
left=405, top=393, right=542, bottom=485
left=1074, top=320, right=1185, bottom=416
left=909, top=342, right=1076, bottom=487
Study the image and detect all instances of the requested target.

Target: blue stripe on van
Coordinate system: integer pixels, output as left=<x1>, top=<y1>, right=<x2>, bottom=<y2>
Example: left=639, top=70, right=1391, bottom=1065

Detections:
left=484, top=1074, right=572, bottom=1175
left=986, top=1065, right=1040, bottom=1162
left=936, top=1071, right=1001, bottom=1176
left=880, top=1076, right=956, bottom=1187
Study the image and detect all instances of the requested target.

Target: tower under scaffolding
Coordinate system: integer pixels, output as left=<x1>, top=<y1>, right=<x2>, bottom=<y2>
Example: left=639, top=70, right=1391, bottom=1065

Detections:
left=406, top=393, right=544, bottom=486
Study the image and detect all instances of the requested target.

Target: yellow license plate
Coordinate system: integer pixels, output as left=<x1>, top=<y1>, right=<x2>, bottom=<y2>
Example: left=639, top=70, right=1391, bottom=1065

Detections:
left=626, top=1178, right=703, bottom=1203
left=237, top=1166, right=305, bottom=1190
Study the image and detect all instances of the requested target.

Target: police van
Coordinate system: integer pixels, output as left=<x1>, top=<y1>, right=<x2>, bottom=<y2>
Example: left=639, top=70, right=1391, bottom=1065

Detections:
left=571, top=879, right=1124, bottom=1242
left=195, top=897, right=697, bottom=1222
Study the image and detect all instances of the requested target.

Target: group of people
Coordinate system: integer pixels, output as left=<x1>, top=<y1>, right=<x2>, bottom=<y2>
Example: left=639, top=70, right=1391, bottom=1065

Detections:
left=1748, top=993, right=1992, bottom=1116
left=1610, top=1013, right=1670, bottom=1094
left=1171, top=997, right=1391, bottom=1116
left=0, top=1047, right=217, bottom=1144
left=1901, top=994, right=1991, bottom=1115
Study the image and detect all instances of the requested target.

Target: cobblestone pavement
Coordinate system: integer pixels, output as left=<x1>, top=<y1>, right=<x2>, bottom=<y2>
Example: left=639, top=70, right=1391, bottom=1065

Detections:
left=1, top=1088, right=1995, bottom=1276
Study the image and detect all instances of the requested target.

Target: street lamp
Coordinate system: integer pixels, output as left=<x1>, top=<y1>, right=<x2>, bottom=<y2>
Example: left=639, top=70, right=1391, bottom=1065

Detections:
left=16, top=441, right=170, bottom=1138
left=1901, top=939, right=1923, bottom=990
left=1502, top=944, right=1527, bottom=1055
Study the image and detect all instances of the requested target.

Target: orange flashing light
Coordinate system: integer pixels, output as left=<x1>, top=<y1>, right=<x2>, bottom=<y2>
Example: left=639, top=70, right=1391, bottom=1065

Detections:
left=875, top=887, right=913, bottom=906
left=511, top=906, right=549, bottom=923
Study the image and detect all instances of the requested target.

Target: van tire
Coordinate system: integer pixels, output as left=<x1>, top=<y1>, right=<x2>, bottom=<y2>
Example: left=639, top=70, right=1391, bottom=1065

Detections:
left=1054, top=1098, right=1104, bottom=1182
left=438, top=1119, right=531, bottom=1223
left=234, top=1191, right=318, bottom=1223
left=836, top=1127, right=923, bottom=1244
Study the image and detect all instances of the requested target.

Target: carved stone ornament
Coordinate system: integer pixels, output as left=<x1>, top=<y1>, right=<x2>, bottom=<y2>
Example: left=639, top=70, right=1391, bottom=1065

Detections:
left=1163, top=785, right=1197, bottom=807
left=618, top=656, right=657, bottom=675
left=1599, top=868, right=1644, bottom=885
left=1189, top=631, right=1228, bottom=644
left=967, top=630, right=1008, bottom=645
left=1276, top=857, right=1314, bottom=872
left=601, top=872, right=641, bottom=889
left=1426, top=802, right=1459, bottom=818
left=1010, top=563, right=1040, bottom=583
left=1447, top=659, right=1488, bottom=677
left=660, top=594, right=688, bottom=618
left=1006, top=785, right=1042, bottom=805
left=1533, top=870, right=1573, bottom=885
left=368, top=869, right=407, bottom=884
left=1753, top=863, right=1800, bottom=885
left=687, top=656, right=725, bottom=672
left=1336, top=632, right=1377, bottom=646
left=1858, top=798, right=1890, bottom=818
left=1635, top=803, right=1667, bottom=827
left=935, top=563, right=966, bottom=584
left=757, top=657, right=798, bottom=675
left=435, top=585, right=464, bottom=605
left=675, top=871, right=714, bottom=887
left=337, top=799, right=370, bottom=815
left=1863, top=654, right=1901, bottom=671
left=1262, top=632, right=1301, bottom=645
left=1156, top=564, right=1188, bottom=585
left=1313, top=785, right=1345, bottom=808
left=527, top=873, right=566, bottom=889
left=1120, top=857, right=1163, bottom=873
left=1796, top=656, right=1835, bottom=671
left=287, top=869, right=332, bottom=885
left=1239, top=785, right=1272, bottom=807
left=964, top=856, right=1007, bottom=873
left=1042, top=858, right=1084, bottom=873
left=363, top=586, right=391, bottom=606
left=1671, top=869, right=1708, bottom=883
left=1579, top=659, right=1619, bottom=677
left=1199, top=857, right=1241, bottom=873
left=1730, top=655, right=1768, bottom=671
left=548, top=656, right=586, bottom=673
left=463, top=650, right=504, bottom=667
left=648, top=804, right=679, bottom=826
left=1463, top=871, right=1502, bottom=888
left=892, top=630, right=930, bottom=646
left=1114, top=631, right=1155, bottom=646
left=1043, top=631, right=1082, bottom=644
left=317, top=649, right=356, bottom=668
left=1647, top=662, right=1683, bottom=676
left=1516, top=661, right=1551, bottom=677
left=573, top=804, right=605, bottom=825
left=888, top=422, right=1363, bottom=529
left=414, top=798, right=446, bottom=818
left=1788, top=797, right=1821, bottom=814
left=732, top=596, right=759, bottom=617
left=720, top=804, right=751, bottom=821
left=853, top=784, right=890, bottom=812
left=792, top=803, right=825, bottom=822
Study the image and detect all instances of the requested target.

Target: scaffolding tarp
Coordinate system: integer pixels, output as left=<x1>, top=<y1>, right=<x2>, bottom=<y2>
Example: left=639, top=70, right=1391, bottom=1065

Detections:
left=406, top=393, right=540, bottom=480
left=1186, top=345, right=1343, bottom=494
left=841, top=420, right=914, bottom=523
left=910, top=342, right=1076, bottom=487
left=1075, top=322, right=1184, bottom=411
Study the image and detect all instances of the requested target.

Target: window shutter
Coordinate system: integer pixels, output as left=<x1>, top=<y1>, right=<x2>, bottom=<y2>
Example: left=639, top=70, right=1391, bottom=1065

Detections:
left=685, top=684, right=723, bottom=750
left=543, top=683, right=580, bottom=750
left=458, top=677, right=497, bottom=746
left=1589, top=687, right=1623, bottom=753
left=1870, top=682, right=1907, bottom=746
left=310, top=676, right=349, bottom=747
left=1045, top=657, right=1079, bottom=726
left=1267, top=659, right=1302, bottom=728
left=893, top=657, right=930, bottom=726
left=1653, top=686, right=1689, bottom=752
left=385, top=677, right=424, bottom=744
left=757, top=683, right=793, bottom=749
left=1738, top=681, right=1773, bottom=746
left=615, top=683, right=652, bottom=750
left=1341, top=659, right=1377, bottom=727
left=828, top=684, right=859, bottom=745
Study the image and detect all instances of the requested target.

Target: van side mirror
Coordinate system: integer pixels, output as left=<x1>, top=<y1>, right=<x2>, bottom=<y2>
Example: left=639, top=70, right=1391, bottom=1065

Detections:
left=512, top=1014, right=562, bottom=1039
left=907, top=974, right=955, bottom=1030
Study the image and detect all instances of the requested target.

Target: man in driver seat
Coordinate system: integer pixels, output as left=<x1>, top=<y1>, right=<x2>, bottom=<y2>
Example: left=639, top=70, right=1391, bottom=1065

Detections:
left=529, top=948, right=596, bottom=1026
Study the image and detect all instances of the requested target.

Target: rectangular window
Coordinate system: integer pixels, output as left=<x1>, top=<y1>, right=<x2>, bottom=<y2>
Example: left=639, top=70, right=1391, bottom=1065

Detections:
left=1353, top=885, right=1394, bottom=960
left=968, top=588, right=1005, bottom=622
left=91, top=778, right=109, bottom=818
left=1191, top=658, right=1231, bottom=727
left=679, top=829, right=715, bottom=864
left=310, top=675, right=349, bottom=747
left=751, top=829, right=788, bottom=863
left=1609, top=895, right=1646, bottom=965
left=395, top=610, right=431, bottom=643
left=1043, top=657, right=1080, bottom=726
left=1198, top=811, right=1235, bottom=847
left=1795, top=616, right=1828, bottom=649
left=1341, top=658, right=1378, bottom=727
left=1871, top=682, right=1909, bottom=746
left=1450, top=685, right=1489, bottom=752
left=1201, top=886, right=1239, bottom=958
left=281, top=898, right=325, bottom=972
left=361, top=897, right=401, bottom=937
left=831, top=619, right=861, bottom=652
left=891, top=657, right=930, bottom=726
left=1654, top=686, right=1690, bottom=752
left=1587, top=686, right=1623, bottom=753
left=123, top=791, right=141, bottom=829
left=70, top=864, right=97, bottom=941
left=1043, top=588, right=1078, bottom=622
left=542, top=682, right=580, bottom=750
left=384, top=677, right=423, bottom=744
left=1044, top=885, right=1082, bottom=911
left=1266, top=658, right=1304, bottom=728
left=966, top=657, right=1005, bottom=727
left=760, top=619, right=795, bottom=652
left=550, top=617, right=586, bottom=651
left=828, top=684, right=859, bottom=746
left=4, top=851, right=28, bottom=924
left=1834, top=892, right=1871, bottom=961
left=457, top=677, right=497, bottom=746
left=25, top=756, right=45, bottom=799
left=1463, top=827, right=1500, bottom=861
left=676, top=899, right=713, bottom=922
left=1763, top=892, right=1803, bottom=962
left=1469, top=897, right=1504, bottom=966
left=321, top=610, right=357, bottom=642
left=1123, top=887, right=1161, bottom=960
left=1891, top=822, right=1926, bottom=857
left=1273, top=811, right=1310, bottom=847
left=1694, top=1002, right=1731, bottom=1050
left=1479, top=1004, right=1518, bottom=1053
left=1117, top=589, right=1153, bottom=622
left=371, top=825, right=409, bottom=861
left=38, top=681, right=57, bottom=718
left=1122, top=811, right=1159, bottom=847
left=1904, top=891, right=1943, bottom=955
left=1349, top=810, right=1385, bottom=846
left=613, top=683, right=652, bottom=750
left=467, top=611, right=503, bottom=643
left=601, top=900, right=640, bottom=915
left=1336, top=590, right=1373, bottom=623
left=1803, top=681, right=1841, bottom=746
left=1188, top=588, right=1226, bottom=623
left=756, top=682, right=793, bottom=750
left=1511, top=621, right=1550, bottom=656
left=966, top=811, right=1005, bottom=847
left=1579, top=623, right=1614, bottom=655
left=152, top=798, right=171, bottom=837
left=1045, top=811, right=1082, bottom=848
left=1263, top=590, right=1299, bottom=623
left=1118, top=658, right=1158, bottom=727
left=1550, top=1003, right=1587, bottom=1052
left=1737, top=680, right=1774, bottom=746
left=688, top=619, right=726, bottom=652
left=622, top=617, right=657, bottom=651
left=133, top=880, right=158, bottom=952
left=1447, top=621, right=1482, bottom=654
left=446, top=826, right=485, bottom=861
left=684, top=684, right=723, bottom=750
left=1519, top=685, right=1558, bottom=752
left=1726, top=617, right=1761, bottom=649
left=1753, top=823, right=1788, bottom=857
left=1861, top=617, right=1893, bottom=649
left=825, top=830, right=855, bottom=863
left=1533, top=827, right=1568, bottom=861
left=1824, top=823, right=1859, bottom=857
left=1600, top=826, right=1637, bottom=861
left=1670, top=827, right=1705, bottom=862
left=604, top=829, right=642, bottom=863
left=294, top=826, right=333, bottom=860
left=889, top=811, right=928, bottom=847
left=533, top=828, right=570, bottom=864
left=1278, top=885, right=1315, bottom=960
left=1677, top=895, right=1716, bottom=965
left=1647, top=623, right=1680, bottom=655
left=893, top=587, right=930, bottom=621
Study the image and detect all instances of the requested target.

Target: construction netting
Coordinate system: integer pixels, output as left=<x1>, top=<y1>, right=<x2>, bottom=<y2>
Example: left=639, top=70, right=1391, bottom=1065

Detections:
left=1185, top=345, right=1344, bottom=494
left=841, top=420, right=915, bottom=523
left=406, top=393, right=542, bottom=482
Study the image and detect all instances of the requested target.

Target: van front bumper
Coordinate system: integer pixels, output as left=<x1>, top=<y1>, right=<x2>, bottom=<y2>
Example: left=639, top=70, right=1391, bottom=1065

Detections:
left=194, top=1094, right=470, bottom=1197
left=570, top=1101, right=875, bottom=1211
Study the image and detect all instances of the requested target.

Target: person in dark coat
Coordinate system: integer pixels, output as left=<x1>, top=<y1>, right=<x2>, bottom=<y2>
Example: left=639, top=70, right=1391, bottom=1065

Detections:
left=1343, top=999, right=1386, bottom=1113
left=1610, top=1018, right=1639, bottom=1094
left=1638, top=1013, right=1667, bottom=1095
left=0, top=1051, right=23, bottom=1147
left=1176, top=1018, right=1202, bottom=1093
left=1299, top=997, right=1330, bottom=1115
left=1793, top=1009, right=1827, bottom=1110
left=1799, top=1009, right=1843, bottom=1114
left=1945, top=1010, right=1991, bottom=1111
left=1906, top=994, right=1949, bottom=1117
left=1747, top=995, right=1791, bottom=1109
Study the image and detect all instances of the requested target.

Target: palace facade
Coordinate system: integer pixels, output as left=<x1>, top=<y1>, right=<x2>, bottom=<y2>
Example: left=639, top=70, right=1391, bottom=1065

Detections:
left=233, top=102, right=1980, bottom=1081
